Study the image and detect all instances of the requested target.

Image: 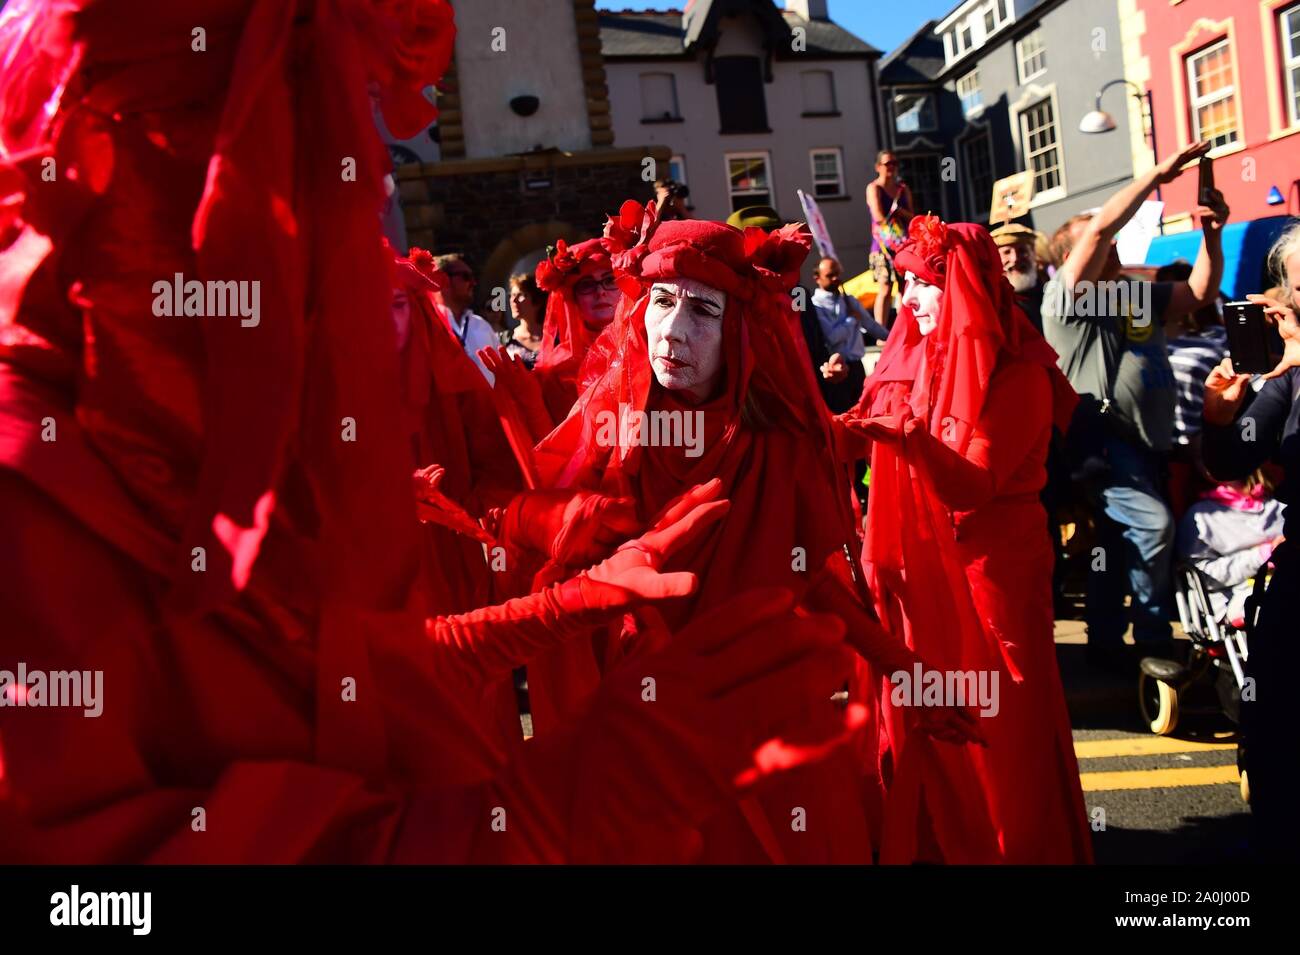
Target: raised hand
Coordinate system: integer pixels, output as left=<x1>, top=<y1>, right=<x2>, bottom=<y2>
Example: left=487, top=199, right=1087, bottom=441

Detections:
left=1203, top=356, right=1253, bottom=426
left=572, top=481, right=728, bottom=610
left=1245, top=293, right=1300, bottom=381
left=478, top=344, right=553, bottom=442
left=412, top=464, right=494, bottom=544
left=1154, top=140, right=1211, bottom=185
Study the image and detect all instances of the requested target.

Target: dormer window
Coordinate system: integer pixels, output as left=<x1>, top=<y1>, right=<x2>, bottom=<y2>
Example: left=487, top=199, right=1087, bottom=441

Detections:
left=940, top=0, right=1014, bottom=65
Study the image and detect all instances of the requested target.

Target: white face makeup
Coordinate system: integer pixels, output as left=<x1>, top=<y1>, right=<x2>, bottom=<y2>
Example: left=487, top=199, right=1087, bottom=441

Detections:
left=644, top=278, right=726, bottom=401
left=391, top=287, right=412, bottom=350
left=901, top=271, right=942, bottom=336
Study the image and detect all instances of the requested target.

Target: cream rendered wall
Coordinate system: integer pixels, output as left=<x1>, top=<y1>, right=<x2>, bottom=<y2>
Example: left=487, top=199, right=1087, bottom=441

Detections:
left=454, top=0, right=592, bottom=158
left=605, top=17, right=880, bottom=277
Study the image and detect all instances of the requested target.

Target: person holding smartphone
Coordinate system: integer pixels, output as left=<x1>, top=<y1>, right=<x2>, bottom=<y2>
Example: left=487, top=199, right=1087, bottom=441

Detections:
left=1043, top=141, right=1228, bottom=671
left=1202, top=222, right=1300, bottom=862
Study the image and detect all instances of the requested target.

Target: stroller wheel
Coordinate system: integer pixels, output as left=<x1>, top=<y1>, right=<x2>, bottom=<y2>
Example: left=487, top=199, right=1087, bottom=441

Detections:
left=1138, top=671, right=1180, bottom=736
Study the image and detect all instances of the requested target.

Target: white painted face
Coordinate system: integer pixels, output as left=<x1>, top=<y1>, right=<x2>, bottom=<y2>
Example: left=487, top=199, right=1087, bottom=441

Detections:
left=391, top=287, right=412, bottom=350
left=644, top=278, right=726, bottom=401
left=901, top=271, right=943, bottom=336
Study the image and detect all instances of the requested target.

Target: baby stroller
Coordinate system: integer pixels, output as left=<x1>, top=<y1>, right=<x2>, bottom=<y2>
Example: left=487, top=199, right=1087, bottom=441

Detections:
left=1138, top=562, right=1257, bottom=801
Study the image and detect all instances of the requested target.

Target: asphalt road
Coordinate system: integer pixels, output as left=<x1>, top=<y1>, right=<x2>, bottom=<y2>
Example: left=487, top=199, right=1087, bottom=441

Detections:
left=1056, top=621, right=1252, bottom=864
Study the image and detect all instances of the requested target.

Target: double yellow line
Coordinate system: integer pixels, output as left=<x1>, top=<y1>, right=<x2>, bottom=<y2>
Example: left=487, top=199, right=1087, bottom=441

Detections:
left=1075, top=736, right=1238, bottom=792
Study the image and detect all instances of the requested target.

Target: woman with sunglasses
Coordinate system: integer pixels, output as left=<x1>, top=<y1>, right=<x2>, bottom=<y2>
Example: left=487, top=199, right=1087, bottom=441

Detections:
left=866, top=150, right=915, bottom=333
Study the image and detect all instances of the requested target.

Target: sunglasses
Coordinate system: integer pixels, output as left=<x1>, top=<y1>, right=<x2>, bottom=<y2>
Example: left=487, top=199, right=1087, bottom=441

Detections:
left=445, top=270, right=476, bottom=282
left=880, top=161, right=898, bottom=168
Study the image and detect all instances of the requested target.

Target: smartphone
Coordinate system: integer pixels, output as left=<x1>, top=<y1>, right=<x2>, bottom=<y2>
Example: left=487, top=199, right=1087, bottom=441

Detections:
left=1222, top=300, right=1274, bottom=375
left=1198, top=155, right=1215, bottom=206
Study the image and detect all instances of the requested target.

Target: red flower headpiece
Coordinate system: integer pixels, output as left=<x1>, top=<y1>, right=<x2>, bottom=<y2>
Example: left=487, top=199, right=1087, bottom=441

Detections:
left=388, top=241, right=446, bottom=291
left=892, top=213, right=951, bottom=287
left=535, top=237, right=612, bottom=293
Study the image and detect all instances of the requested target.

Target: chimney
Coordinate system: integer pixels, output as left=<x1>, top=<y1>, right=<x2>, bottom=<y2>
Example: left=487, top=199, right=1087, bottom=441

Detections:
left=786, top=0, right=829, bottom=20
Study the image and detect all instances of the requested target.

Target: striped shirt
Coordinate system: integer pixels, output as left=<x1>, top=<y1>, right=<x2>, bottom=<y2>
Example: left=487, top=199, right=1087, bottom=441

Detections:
left=1167, top=325, right=1227, bottom=445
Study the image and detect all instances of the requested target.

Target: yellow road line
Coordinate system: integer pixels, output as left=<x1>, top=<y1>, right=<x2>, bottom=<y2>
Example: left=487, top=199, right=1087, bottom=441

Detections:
left=1080, top=764, right=1239, bottom=792
left=1074, top=736, right=1236, bottom=759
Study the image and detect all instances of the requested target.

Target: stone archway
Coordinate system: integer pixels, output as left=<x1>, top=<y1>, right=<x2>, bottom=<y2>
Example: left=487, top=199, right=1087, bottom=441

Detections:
left=480, top=220, right=584, bottom=325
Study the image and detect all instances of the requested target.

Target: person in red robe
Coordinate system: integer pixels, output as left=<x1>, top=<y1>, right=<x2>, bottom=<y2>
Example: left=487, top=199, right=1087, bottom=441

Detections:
left=530, top=236, right=623, bottom=425
left=390, top=245, right=521, bottom=617
left=0, top=0, right=864, bottom=864
left=489, top=210, right=981, bottom=863
left=838, top=216, right=1093, bottom=863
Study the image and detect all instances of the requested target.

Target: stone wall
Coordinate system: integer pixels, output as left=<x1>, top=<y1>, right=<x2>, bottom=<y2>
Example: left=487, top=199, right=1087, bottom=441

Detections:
left=396, top=146, right=670, bottom=323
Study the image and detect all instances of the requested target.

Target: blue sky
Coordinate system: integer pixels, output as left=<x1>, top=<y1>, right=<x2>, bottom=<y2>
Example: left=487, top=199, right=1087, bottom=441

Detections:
left=593, top=0, right=959, bottom=56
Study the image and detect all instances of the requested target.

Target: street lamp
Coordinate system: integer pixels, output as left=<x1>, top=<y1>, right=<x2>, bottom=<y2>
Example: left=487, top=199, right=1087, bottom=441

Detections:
left=1080, top=79, right=1163, bottom=210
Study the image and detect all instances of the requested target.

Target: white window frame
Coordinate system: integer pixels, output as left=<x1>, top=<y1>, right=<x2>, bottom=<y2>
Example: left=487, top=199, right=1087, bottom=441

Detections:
left=1186, top=39, right=1239, bottom=148
left=1282, top=3, right=1300, bottom=127
left=892, top=90, right=938, bottom=133
left=940, top=0, right=1013, bottom=65
left=894, top=145, right=948, bottom=220
left=1013, top=84, right=1067, bottom=206
left=639, top=72, right=681, bottom=121
left=725, top=151, right=774, bottom=209
left=957, top=68, right=983, bottom=117
left=1016, top=28, right=1047, bottom=84
left=669, top=155, right=688, bottom=186
left=809, top=148, right=846, bottom=198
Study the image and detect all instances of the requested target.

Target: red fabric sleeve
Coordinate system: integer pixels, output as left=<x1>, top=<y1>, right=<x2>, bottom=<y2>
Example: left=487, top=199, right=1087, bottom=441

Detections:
left=909, top=360, right=1051, bottom=513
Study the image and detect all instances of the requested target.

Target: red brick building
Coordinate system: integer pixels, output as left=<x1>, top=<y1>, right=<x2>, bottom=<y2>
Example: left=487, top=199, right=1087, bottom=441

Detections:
left=1119, top=0, right=1300, bottom=229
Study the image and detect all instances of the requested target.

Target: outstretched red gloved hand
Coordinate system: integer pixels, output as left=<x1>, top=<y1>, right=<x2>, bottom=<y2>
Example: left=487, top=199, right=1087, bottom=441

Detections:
left=427, top=482, right=729, bottom=687
left=412, top=464, right=495, bottom=544
left=479, top=345, right=555, bottom=443
left=494, top=487, right=642, bottom=570
left=565, top=588, right=859, bottom=862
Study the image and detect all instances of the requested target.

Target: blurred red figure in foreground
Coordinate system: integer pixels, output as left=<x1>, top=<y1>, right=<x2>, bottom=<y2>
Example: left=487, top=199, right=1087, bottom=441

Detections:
left=839, top=216, right=1093, bottom=863
left=0, top=0, right=858, bottom=863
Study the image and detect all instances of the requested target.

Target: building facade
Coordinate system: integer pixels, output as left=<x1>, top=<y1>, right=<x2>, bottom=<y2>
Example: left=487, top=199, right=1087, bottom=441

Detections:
left=600, top=0, right=884, bottom=276
left=880, top=0, right=1138, bottom=237
left=1118, top=0, right=1300, bottom=231
left=395, top=0, right=668, bottom=321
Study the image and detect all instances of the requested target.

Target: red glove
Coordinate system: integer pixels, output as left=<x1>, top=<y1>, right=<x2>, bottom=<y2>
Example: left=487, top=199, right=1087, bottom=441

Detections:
left=494, top=487, right=642, bottom=570
left=479, top=345, right=555, bottom=443
left=564, top=588, right=858, bottom=862
left=426, top=484, right=729, bottom=688
left=412, top=464, right=495, bottom=544
left=898, top=416, right=997, bottom=513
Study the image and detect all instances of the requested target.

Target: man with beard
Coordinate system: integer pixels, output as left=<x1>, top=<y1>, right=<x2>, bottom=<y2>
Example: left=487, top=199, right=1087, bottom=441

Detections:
left=991, top=223, right=1045, bottom=333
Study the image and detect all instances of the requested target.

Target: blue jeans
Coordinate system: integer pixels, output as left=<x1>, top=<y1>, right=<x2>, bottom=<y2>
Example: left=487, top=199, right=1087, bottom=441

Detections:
left=1085, top=434, right=1174, bottom=645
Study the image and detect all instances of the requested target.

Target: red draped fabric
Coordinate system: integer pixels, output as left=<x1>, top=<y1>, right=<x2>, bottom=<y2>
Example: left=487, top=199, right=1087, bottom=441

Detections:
left=851, top=218, right=1091, bottom=863
left=525, top=218, right=878, bottom=863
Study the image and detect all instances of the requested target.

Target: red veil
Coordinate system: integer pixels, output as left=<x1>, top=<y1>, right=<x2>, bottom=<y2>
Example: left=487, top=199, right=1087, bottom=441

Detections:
left=390, top=246, right=519, bottom=616
left=528, top=216, right=875, bottom=862
left=533, top=237, right=614, bottom=423
left=853, top=218, right=1080, bottom=862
